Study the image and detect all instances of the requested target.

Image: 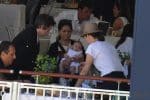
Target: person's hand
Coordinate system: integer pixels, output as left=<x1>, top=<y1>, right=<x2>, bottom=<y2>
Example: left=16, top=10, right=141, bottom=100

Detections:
left=78, top=62, right=85, bottom=72
left=72, top=54, right=84, bottom=62
left=62, top=58, right=71, bottom=67
left=124, top=59, right=131, bottom=66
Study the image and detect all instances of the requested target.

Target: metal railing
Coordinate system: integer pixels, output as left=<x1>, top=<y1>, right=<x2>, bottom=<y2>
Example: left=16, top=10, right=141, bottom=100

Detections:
left=19, top=70, right=129, bottom=89
left=0, top=69, right=130, bottom=100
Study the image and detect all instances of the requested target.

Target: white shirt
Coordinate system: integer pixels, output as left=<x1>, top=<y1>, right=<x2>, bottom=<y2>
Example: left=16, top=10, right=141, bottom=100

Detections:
left=86, top=41, right=123, bottom=76
left=67, top=48, right=82, bottom=68
left=67, top=48, right=82, bottom=57
left=55, top=10, right=99, bottom=35
left=117, top=37, right=133, bottom=58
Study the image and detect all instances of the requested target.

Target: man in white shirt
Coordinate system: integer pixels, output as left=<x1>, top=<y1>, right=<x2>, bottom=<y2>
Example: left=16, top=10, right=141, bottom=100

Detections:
left=55, top=0, right=99, bottom=35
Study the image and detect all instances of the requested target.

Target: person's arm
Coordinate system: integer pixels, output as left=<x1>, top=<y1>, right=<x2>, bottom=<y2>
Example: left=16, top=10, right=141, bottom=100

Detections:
left=12, top=31, right=24, bottom=47
left=75, top=54, right=93, bottom=87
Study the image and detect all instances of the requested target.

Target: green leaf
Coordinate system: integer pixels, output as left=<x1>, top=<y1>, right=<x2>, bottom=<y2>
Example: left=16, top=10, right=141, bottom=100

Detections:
left=34, top=54, right=57, bottom=84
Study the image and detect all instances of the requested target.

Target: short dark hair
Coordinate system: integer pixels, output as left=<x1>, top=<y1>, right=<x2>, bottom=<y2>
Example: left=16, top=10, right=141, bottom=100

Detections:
left=34, top=14, right=55, bottom=28
left=58, top=19, right=72, bottom=31
left=78, top=0, right=92, bottom=10
left=0, top=41, right=14, bottom=55
left=90, top=31, right=105, bottom=41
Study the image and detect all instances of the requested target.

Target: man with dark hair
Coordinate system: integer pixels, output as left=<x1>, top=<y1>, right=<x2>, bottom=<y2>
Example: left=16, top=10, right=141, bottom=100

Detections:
left=55, top=0, right=99, bottom=35
left=0, top=41, right=16, bottom=80
left=12, top=14, right=55, bottom=82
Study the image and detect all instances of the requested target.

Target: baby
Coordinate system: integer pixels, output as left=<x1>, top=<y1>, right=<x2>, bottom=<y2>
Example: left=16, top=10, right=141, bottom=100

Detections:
left=59, top=41, right=85, bottom=86
left=60, top=41, right=84, bottom=74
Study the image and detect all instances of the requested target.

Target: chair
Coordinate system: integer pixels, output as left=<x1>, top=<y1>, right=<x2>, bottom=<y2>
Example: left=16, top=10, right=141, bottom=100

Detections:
left=0, top=26, right=12, bottom=41
left=26, top=0, right=41, bottom=26
left=98, top=21, right=109, bottom=35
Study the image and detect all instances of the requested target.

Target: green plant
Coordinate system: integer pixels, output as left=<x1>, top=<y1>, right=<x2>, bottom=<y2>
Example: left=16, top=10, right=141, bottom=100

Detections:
left=117, top=50, right=130, bottom=65
left=34, top=54, right=57, bottom=84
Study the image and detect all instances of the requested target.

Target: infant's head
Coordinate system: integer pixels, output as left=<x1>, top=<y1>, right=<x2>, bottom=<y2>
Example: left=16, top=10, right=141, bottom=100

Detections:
left=72, top=41, right=83, bottom=51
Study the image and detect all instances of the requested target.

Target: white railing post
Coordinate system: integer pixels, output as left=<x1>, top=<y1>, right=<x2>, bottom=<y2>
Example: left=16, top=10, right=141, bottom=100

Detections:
left=11, top=82, right=18, bottom=100
left=117, top=81, right=121, bottom=100
left=36, top=75, right=39, bottom=84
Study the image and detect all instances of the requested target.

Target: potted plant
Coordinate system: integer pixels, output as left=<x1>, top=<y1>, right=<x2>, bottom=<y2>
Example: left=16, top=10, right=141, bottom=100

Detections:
left=34, top=54, right=57, bottom=84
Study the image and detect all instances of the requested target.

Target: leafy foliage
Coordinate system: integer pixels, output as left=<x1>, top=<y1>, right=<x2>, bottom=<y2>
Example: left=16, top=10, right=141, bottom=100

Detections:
left=34, top=54, right=57, bottom=84
left=118, top=50, right=130, bottom=65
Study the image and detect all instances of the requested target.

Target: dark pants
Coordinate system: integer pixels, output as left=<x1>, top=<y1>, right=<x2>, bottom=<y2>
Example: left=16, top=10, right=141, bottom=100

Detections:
left=95, top=71, right=129, bottom=100
left=97, top=71, right=130, bottom=91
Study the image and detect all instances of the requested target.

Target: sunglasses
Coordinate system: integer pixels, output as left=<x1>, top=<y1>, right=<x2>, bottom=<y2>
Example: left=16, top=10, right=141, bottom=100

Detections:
left=81, top=33, right=92, bottom=37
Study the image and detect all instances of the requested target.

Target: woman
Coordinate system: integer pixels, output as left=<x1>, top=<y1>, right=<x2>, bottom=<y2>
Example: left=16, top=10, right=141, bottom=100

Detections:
left=112, top=0, right=121, bottom=19
left=115, top=24, right=133, bottom=58
left=75, top=23, right=127, bottom=90
left=47, top=19, right=74, bottom=63
left=47, top=19, right=74, bottom=83
left=115, top=24, right=133, bottom=78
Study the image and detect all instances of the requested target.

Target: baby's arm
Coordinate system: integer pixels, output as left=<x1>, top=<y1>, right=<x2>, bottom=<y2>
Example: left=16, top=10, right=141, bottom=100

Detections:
left=71, top=54, right=84, bottom=63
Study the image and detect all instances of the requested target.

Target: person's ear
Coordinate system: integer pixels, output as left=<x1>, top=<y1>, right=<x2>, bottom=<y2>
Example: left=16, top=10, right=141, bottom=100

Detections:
left=1, top=51, right=6, bottom=57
